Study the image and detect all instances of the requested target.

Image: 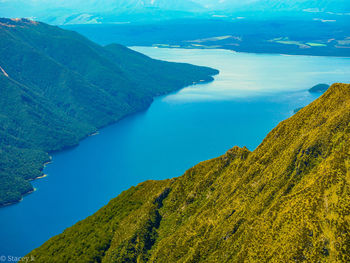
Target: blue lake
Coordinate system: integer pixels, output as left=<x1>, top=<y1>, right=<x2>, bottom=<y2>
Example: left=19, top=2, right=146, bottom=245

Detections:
left=0, top=48, right=349, bottom=259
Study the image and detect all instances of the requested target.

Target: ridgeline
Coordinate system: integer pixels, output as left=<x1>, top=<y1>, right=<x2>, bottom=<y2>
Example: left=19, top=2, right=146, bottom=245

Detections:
left=0, top=18, right=218, bottom=206
left=28, top=83, right=350, bottom=262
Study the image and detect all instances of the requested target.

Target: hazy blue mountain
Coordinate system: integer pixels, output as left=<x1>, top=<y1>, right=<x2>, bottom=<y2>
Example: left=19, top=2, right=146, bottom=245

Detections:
left=66, top=17, right=350, bottom=57
left=0, top=0, right=204, bottom=24
left=1, top=0, right=349, bottom=24
left=194, top=0, right=350, bottom=13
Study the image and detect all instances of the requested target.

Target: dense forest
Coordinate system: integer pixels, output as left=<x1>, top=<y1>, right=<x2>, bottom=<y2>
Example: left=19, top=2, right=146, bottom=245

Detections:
left=0, top=18, right=218, bottom=206
left=27, top=83, right=350, bottom=262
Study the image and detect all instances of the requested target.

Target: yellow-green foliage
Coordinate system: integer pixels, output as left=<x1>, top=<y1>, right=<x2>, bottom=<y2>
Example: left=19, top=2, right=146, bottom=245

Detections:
left=27, top=83, right=350, bottom=262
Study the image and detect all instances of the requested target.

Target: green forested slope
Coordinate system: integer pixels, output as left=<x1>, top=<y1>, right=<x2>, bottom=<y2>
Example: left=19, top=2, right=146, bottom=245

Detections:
left=28, top=83, right=350, bottom=262
left=0, top=18, right=218, bottom=206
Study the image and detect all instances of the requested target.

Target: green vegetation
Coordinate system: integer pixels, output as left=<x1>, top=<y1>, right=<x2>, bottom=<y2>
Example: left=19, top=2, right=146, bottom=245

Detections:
left=27, top=83, right=350, bottom=262
left=306, top=43, right=327, bottom=47
left=309, top=84, right=330, bottom=93
left=270, top=38, right=310, bottom=49
left=0, top=18, right=218, bottom=206
left=65, top=18, right=350, bottom=57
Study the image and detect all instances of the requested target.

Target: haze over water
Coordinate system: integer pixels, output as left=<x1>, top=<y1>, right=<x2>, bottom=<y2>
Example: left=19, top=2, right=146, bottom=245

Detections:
left=0, top=48, right=349, bottom=259
left=133, top=47, right=350, bottom=101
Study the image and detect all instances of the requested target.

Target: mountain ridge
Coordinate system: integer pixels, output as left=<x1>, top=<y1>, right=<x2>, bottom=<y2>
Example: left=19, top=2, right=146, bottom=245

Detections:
left=1, top=0, right=350, bottom=25
left=27, top=83, right=350, bottom=262
left=0, top=18, right=218, bottom=207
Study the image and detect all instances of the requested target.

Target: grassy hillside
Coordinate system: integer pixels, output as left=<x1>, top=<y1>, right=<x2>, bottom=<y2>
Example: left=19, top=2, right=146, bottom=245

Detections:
left=27, top=83, right=350, bottom=262
left=0, top=18, right=218, bottom=206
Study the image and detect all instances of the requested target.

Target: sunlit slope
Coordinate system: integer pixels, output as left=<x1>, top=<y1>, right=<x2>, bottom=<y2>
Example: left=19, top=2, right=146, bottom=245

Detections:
left=28, top=83, right=350, bottom=262
left=0, top=18, right=217, bottom=206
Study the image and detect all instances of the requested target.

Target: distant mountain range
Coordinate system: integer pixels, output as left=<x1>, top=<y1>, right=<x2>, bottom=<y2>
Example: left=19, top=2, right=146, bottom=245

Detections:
left=1, top=0, right=349, bottom=24
left=0, top=0, right=203, bottom=24
left=66, top=18, right=350, bottom=57
left=194, top=0, right=350, bottom=12
left=0, top=18, right=217, bottom=206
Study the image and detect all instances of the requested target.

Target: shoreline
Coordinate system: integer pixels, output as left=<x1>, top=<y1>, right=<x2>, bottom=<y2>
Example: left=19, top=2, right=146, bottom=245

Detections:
left=89, top=131, right=100, bottom=137
left=0, top=71, right=218, bottom=209
left=28, top=174, right=48, bottom=182
left=0, top=188, right=37, bottom=208
left=144, top=45, right=350, bottom=59
left=44, top=73, right=217, bottom=157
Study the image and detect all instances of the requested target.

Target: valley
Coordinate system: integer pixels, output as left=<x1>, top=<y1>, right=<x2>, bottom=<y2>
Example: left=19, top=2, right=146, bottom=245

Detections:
left=0, top=18, right=217, bottom=207
left=27, top=81, right=350, bottom=262
left=0, top=1, right=350, bottom=260
left=1, top=47, right=349, bottom=258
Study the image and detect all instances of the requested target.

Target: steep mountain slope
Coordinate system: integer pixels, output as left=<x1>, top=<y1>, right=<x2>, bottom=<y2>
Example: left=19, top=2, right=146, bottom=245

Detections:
left=28, top=83, right=350, bottom=262
left=0, top=18, right=218, bottom=206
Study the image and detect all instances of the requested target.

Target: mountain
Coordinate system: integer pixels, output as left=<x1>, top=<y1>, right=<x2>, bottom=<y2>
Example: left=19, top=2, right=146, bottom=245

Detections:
left=2, top=0, right=349, bottom=25
left=309, top=84, right=330, bottom=93
left=27, top=83, right=350, bottom=262
left=109, top=0, right=202, bottom=11
left=0, top=18, right=218, bottom=206
left=66, top=18, right=350, bottom=57
left=249, top=0, right=350, bottom=13
left=0, top=0, right=204, bottom=24
left=193, top=0, right=350, bottom=13
left=1, top=0, right=350, bottom=25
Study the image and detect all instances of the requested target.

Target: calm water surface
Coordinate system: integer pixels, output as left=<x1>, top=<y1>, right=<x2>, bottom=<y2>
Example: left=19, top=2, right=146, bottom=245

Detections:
left=0, top=48, right=349, bottom=258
